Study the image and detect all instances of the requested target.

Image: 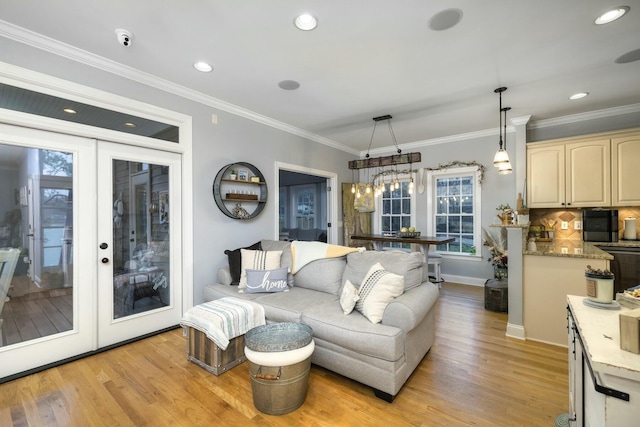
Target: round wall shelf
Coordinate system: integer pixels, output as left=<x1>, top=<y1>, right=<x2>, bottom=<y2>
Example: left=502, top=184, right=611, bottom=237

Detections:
left=213, top=162, right=268, bottom=220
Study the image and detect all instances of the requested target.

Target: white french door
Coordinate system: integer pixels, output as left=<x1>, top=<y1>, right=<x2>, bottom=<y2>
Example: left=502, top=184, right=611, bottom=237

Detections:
left=0, top=125, right=184, bottom=379
left=97, top=141, right=182, bottom=348
left=0, top=124, right=96, bottom=377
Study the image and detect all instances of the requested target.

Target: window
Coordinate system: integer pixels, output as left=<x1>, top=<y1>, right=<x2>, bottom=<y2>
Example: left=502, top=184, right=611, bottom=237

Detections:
left=427, top=167, right=481, bottom=256
left=376, top=178, right=414, bottom=249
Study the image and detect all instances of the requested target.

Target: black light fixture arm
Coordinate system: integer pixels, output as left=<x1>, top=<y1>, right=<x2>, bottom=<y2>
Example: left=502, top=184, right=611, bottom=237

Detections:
left=494, top=87, right=507, bottom=149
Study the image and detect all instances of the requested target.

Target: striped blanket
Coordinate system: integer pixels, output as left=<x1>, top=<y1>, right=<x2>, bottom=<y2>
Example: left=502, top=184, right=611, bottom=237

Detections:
left=290, top=241, right=361, bottom=274
left=180, top=297, right=265, bottom=350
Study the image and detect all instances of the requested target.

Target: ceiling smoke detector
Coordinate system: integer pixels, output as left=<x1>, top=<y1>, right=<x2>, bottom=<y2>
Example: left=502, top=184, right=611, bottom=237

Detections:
left=115, top=29, right=133, bottom=47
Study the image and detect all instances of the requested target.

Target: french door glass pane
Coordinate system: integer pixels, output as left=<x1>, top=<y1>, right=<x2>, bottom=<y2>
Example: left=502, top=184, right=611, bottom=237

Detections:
left=112, top=160, right=170, bottom=319
left=0, top=144, right=74, bottom=346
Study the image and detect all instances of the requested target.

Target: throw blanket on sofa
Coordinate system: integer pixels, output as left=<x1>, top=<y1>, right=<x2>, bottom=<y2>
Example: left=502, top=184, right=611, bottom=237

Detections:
left=180, top=297, right=265, bottom=350
left=290, top=241, right=361, bottom=274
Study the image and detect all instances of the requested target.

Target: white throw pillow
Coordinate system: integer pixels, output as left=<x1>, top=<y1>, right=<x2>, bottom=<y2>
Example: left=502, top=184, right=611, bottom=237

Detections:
left=355, top=262, right=404, bottom=323
left=339, top=279, right=360, bottom=315
left=238, top=249, right=282, bottom=290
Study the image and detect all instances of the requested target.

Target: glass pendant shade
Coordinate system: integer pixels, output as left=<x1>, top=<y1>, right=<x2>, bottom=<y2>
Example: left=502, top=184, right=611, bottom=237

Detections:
left=493, top=148, right=510, bottom=166
left=498, top=160, right=513, bottom=175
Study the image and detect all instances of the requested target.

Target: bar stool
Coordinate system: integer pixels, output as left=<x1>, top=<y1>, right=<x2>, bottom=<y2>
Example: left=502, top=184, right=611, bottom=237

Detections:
left=427, top=253, right=443, bottom=286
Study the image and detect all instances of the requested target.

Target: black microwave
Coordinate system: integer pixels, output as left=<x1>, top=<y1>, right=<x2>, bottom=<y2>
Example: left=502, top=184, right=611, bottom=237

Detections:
left=583, top=209, right=618, bottom=242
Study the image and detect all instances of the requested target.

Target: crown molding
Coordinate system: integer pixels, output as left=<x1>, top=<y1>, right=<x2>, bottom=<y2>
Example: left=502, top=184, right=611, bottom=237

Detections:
left=0, top=19, right=359, bottom=156
left=528, top=103, right=640, bottom=129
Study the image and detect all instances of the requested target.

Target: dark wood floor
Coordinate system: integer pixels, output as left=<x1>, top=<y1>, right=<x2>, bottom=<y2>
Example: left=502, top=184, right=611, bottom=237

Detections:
left=0, top=283, right=569, bottom=426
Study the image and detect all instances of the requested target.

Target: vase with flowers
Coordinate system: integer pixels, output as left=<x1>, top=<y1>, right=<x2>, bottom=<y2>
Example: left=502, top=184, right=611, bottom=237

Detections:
left=482, top=227, right=508, bottom=279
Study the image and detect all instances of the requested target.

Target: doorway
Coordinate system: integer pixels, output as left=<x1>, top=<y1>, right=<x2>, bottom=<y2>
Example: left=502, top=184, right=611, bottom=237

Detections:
left=275, top=162, right=338, bottom=244
left=0, top=124, right=183, bottom=379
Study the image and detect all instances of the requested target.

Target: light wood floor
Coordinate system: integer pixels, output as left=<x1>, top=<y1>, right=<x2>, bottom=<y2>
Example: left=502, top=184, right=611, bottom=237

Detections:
left=0, top=283, right=569, bottom=426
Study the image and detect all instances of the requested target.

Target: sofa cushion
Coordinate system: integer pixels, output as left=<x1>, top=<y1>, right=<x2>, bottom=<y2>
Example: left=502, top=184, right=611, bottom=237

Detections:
left=203, top=283, right=263, bottom=302
left=239, top=249, right=282, bottom=290
left=253, top=287, right=338, bottom=323
left=301, top=300, right=404, bottom=362
left=354, top=263, right=404, bottom=323
left=343, top=250, right=424, bottom=292
left=245, top=268, right=289, bottom=293
left=294, top=257, right=346, bottom=295
left=340, top=279, right=359, bottom=315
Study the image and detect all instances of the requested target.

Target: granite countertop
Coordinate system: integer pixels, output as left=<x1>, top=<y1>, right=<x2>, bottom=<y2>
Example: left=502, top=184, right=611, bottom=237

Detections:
left=524, top=239, right=614, bottom=260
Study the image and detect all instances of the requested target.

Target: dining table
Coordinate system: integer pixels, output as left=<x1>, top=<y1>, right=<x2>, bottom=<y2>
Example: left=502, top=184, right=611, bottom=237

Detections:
left=350, top=233, right=455, bottom=262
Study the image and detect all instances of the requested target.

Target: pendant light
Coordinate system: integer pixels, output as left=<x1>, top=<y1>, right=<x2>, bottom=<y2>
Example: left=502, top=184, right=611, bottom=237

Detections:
left=498, top=106, right=513, bottom=175
left=493, top=87, right=510, bottom=168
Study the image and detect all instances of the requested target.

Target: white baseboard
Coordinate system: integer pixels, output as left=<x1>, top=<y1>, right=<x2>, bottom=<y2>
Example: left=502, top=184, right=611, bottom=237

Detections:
left=442, top=274, right=486, bottom=287
left=506, top=323, right=526, bottom=340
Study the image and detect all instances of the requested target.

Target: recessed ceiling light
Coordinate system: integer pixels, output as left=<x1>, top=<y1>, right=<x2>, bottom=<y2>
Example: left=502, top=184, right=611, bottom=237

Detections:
left=569, top=92, right=589, bottom=100
left=294, top=14, right=317, bottom=31
left=278, top=80, right=300, bottom=90
left=193, top=61, right=213, bottom=72
left=124, top=122, right=136, bottom=128
left=595, top=6, right=630, bottom=24
left=63, top=108, right=77, bottom=114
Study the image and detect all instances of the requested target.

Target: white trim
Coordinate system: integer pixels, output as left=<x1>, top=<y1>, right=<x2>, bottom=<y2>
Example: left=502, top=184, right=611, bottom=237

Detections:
left=528, top=103, right=640, bottom=129
left=274, top=162, right=339, bottom=244
left=441, top=274, right=487, bottom=287
left=0, top=22, right=358, bottom=156
left=506, top=323, right=526, bottom=340
left=425, top=166, right=482, bottom=255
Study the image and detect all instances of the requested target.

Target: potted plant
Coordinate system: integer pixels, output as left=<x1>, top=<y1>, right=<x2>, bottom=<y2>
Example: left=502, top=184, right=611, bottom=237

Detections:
left=496, top=203, right=513, bottom=225
left=229, top=169, right=237, bottom=180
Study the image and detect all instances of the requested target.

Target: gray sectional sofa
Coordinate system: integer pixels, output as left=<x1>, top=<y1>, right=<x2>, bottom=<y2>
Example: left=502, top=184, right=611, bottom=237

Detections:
left=203, top=239, right=440, bottom=401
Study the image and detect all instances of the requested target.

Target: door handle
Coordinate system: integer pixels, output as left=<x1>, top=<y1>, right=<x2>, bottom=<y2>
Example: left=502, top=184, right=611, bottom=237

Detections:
left=101, top=257, right=109, bottom=264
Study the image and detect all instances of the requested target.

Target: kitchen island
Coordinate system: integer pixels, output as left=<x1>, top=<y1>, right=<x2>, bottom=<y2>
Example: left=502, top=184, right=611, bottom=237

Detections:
left=567, top=295, right=640, bottom=426
left=523, top=239, right=612, bottom=346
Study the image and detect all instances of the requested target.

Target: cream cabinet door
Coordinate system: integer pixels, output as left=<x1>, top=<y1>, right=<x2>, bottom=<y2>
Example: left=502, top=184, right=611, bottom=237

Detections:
left=526, top=143, right=565, bottom=208
left=565, top=139, right=610, bottom=207
left=612, top=133, right=640, bottom=206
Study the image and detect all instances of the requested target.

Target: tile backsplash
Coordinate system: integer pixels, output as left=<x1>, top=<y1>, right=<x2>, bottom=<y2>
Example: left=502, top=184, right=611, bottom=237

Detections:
left=529, top=207, right=640, bottom=240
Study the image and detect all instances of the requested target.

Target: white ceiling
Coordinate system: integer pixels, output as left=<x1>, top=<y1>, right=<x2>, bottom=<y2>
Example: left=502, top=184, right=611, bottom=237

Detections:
left=1, top=1, right=639, bottom=153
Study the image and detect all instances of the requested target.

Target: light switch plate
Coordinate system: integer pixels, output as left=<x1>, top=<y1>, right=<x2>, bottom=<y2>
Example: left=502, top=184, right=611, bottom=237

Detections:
left=574, top=220, right=582, bottom=230
left=561, top=221, right=569, bottom=230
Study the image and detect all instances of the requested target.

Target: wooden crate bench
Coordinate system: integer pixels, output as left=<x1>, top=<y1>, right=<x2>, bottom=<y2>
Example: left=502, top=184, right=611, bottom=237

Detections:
left=185, top=326, right=246, bottom=375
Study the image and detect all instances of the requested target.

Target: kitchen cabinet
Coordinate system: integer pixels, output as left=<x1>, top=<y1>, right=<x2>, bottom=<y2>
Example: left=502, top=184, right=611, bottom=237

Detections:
left=527, top=128, right=640, bottom=208
left=612, top=133, right=640, bottom=206
left=567, top=295, right=640, bottom=426
left=526, top=138, right=610, bottom=208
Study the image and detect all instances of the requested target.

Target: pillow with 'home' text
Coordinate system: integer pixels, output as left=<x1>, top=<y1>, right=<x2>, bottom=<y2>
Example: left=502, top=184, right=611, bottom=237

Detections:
left=245, top=268, right=289, bottom=293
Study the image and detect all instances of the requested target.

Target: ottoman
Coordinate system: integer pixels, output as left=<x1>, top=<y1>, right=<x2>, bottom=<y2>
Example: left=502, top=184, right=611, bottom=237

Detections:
left=180, top=298, right=265, bottom=375
left=244, top=323, right=314, bottom=415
